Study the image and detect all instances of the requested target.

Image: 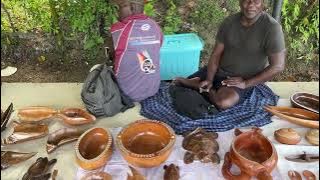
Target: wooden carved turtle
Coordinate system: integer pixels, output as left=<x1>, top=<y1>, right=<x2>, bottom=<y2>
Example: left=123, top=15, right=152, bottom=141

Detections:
left=182, top=128, right=220, bottom=164
left=164, top=164, right=180, bottom=180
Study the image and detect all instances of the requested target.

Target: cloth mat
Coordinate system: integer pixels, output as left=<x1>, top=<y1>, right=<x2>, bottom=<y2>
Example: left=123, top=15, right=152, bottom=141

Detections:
left=76, top=127, right=319, bottom=180
left=140, top=82, right=279, bottom=134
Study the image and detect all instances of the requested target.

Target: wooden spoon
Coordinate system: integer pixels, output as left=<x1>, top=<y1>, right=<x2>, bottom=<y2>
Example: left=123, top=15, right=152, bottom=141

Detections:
left=303, top=170, right=316, bottom=180
left=288, top=170, right=302, bottom=180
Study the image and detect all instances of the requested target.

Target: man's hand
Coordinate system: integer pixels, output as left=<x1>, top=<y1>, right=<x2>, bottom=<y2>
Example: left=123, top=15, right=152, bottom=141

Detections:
left=222, top=77, right=247, bottom=89
left=199, top=80, right=213, bottom=92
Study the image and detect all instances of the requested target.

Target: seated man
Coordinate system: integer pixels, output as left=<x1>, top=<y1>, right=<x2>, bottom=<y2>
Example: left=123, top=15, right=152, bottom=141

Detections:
left=111, top=0, right=163, bottom=102
left=174, top=0, right=286, bottom=110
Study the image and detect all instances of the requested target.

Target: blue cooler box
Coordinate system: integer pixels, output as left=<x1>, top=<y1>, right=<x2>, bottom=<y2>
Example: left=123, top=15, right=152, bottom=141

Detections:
left=160, top=33, right=204, bottom=80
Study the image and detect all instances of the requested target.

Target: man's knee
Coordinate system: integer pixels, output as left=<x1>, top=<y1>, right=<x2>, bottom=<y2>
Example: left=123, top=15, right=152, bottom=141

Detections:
left=215, top=87, right=240, bottom=110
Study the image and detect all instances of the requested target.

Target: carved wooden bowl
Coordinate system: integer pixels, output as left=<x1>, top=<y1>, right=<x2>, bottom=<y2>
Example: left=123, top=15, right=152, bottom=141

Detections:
left=291, top=92, right=319, bottom=114
left=75, top=128, right=113, bottom=170
left=222, top=128, right=278, bottom=180
left=116, top=119, right=176, bottom=168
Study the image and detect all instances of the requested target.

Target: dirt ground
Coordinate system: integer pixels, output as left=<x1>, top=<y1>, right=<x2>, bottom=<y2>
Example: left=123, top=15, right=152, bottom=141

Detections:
left=2, top=49, right=319, bottom=83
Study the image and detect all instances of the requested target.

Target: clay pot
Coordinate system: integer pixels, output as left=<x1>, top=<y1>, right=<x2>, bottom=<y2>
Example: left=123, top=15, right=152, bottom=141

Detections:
left=274, top=128, right=301, bottom=145
left=222, top=128, right=278, bottom=180
left=75, top=128, right=113, bottom=170
left=305, top=129, right=319, bottom=146
left=291, top=93, right=319, bottom=114
left=116, top=119, right=176, bottom=168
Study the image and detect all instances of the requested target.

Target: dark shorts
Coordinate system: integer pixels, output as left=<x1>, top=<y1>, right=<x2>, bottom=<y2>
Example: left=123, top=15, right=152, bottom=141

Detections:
left=187, top=66, right=247, bottom=100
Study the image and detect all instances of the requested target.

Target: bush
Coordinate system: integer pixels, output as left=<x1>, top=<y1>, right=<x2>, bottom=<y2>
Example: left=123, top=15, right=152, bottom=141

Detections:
left=281, top=0, right=319, bottom=61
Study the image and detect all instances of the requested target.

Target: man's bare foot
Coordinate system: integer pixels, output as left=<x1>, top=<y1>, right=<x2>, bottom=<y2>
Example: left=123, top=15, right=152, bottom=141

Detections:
left=172, top=77, right=201, bottom=90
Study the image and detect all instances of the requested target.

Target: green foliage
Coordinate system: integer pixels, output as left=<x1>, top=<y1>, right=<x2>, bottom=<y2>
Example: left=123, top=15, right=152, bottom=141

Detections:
left=190, top=0, right=226, bottom=30
left=282, top=0, right=319, bottom=61
left=144, top=0, right=156, bottom=17
left=163, top=0, right=182, bottom=34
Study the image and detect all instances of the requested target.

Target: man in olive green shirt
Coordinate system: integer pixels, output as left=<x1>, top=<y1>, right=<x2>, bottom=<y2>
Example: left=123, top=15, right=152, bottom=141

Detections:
left=174, top=0, right=286, bottom=109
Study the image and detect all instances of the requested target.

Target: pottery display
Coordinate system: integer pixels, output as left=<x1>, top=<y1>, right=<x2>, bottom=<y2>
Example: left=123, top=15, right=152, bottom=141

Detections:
left=75, top=127, right=113, bottom=170
left=182, top=128, right=220, bottom=164
left=1, top=103, right=13, bottom=132
left=164, top=164, right=180, bottom=180
left=305, top=129, right=319, bottom=146
left=57, top=108, right=96, bottom=126
left=285, top=152, right=319, bottom=163
left=302, top=170, right=316, bottom=179
left=22, top=157, right=57, bottom=180
left=1, top=151, right=37, bottom=170
left=47, top=127, right=85, bottom=153
left=264, top=106, right=319, bottom=128
left=274, top=128, right=301, bottom=145
left=291, top=92, right=319, bottom=114
left=17, top=106, right=96, bottom=126
left=288, top=170, right=302, bottom=180
left=222, top=128, right=278, bottom=180
left=81, top=172, right=112, bottom=180
left=2, top=121, right=49, bottom=145
left=128, top=166, right=145, bottom=180
left=116, top=119, right=176, bottom=168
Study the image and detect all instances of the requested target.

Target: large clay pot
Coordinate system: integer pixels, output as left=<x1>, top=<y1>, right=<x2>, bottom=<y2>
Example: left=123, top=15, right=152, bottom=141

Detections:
left=75, top=128, right=113, bottom=170
left=116, top=119, right=176, bottom=168
left=222, top=128, right=278, bottom=180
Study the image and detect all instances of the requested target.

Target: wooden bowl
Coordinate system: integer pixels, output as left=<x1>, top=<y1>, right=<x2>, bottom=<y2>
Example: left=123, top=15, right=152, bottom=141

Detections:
left=274, top=128, right=301, bottom=145
left=75, top=128, right=113, bottom=170
left=116, top=119, right=176, bottom=168
left=291, top=93, right=319, bottom=114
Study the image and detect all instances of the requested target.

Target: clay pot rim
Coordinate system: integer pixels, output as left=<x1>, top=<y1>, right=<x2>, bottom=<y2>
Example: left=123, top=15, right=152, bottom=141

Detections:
left=75, top=127, right=112, bottom=162
left=231, top=130, right=277, bottom=165
left=116, top=119, right=176, bottom=158
left=290, top=92, right=319, bottom=114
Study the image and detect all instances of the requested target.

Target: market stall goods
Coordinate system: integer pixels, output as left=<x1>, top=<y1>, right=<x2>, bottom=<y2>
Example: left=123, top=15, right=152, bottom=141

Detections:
left=18, top=107, right=96, bottom=126
left=291, top=92, right=319, bottom=114
left=47, top=127, right=85, bottom=153
left=127, top=166, right=145, bottom=180
left=1, top=151, right=37, bottom=170
left=75, top=127, right=113, bottom=170
left=22, top=157, right=57, bottom=180
left=1, top=103, right=13, bottom=132
left=222, top=128, right=278, bottom=180
left=116, top=119, right=176, bottom=168
left=288, top=170, right=302, bottom=180
left=182, top=128, right=219, bottom=164
left=264, top=106, right=319, bottom=128
left=81, top=172, right=112, bottom=180
left=2, top=121, right=48, bottom=145
left=285, top=152, right=319, bottom=163
left=274, top=128, right=301, bottom=145
left=305, top=129, right=319, bottom=146
left=163, top=164, right=180, bottom=180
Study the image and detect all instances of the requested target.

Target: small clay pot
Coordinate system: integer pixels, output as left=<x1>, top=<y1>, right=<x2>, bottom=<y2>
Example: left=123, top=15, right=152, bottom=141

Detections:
left=75, top=128, right=113, bottom=170
left=116, top=119, right=176, bottom=168
left=305, top=129, right=319, bottom=146
left=274, top=128, right=301, bottom=145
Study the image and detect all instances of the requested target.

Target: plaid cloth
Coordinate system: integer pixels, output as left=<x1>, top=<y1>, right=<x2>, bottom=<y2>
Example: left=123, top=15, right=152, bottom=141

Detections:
left=140, top=82, right=279, bottom=134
